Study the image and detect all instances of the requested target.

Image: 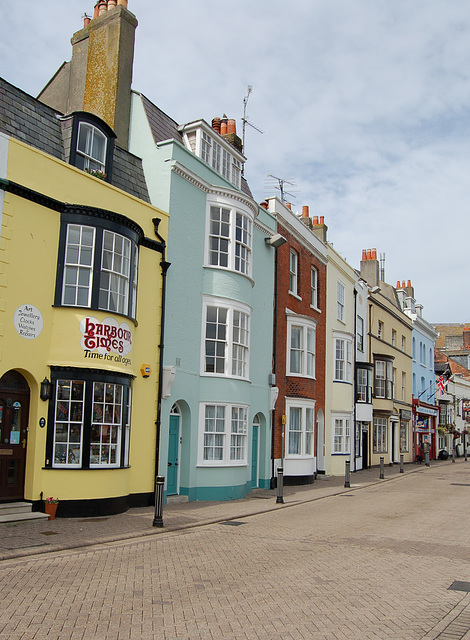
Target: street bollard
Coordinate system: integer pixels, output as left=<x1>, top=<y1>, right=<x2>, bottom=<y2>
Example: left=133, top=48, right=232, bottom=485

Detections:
left=380, top=457, right=385, bottom=479
left=400, top=454, right=404, bottom=473
left=344, top=460, right=350, bottom=488
left=153, top=475, right=165, bottom=527
left=465, top=435, right=468, bottom=462
left=425, top=449, right=430, bottom=467
left=276, top=467, right=284, bottom=504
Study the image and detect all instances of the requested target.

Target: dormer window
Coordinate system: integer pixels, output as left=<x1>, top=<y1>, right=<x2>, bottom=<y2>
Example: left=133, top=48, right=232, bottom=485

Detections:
left=68, top=113, right=115, bottom=181
left=76, top=122, right=107, bottom=173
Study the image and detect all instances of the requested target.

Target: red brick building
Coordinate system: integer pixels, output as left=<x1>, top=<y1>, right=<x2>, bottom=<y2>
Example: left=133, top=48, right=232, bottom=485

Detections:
left=266, top=199, right=327, bottom=484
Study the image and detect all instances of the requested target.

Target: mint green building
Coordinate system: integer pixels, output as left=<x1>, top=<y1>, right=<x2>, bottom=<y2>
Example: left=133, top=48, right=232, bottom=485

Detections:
left=129, top=101, right=277, bottom=501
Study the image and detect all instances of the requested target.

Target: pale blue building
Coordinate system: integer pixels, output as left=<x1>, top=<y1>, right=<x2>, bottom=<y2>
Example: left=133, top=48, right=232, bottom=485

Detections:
left=129, top=101, right=277, bottom=500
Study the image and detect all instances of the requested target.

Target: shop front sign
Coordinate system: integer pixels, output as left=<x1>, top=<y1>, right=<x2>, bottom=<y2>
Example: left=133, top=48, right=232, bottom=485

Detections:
left=14, top=304, right=43, bottom=340
left=79, top=316, right=133, bottom=366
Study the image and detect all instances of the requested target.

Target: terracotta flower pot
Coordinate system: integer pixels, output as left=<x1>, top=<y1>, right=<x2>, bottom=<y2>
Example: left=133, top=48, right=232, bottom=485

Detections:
left=44, top=503, right=58, bottom=520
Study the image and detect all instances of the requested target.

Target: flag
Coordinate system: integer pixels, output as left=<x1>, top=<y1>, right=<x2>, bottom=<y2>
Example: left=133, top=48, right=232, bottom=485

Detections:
left=437, top=376, right=445, bottom=395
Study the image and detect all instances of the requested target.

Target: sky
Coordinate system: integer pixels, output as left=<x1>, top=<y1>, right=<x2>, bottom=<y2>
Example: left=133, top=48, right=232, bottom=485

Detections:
left=2, top=0, right=469, bottom=323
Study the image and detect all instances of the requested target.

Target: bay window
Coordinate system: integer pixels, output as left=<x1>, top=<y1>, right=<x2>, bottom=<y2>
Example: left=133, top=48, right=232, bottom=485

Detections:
left=203, top=297, right=250, bottom=379
left=47, top=368, right=131, bottom=469
left=208, top=204, right=252, bottom=276
left=55, top=209, right=140, bottom=319
left=285, top=400, right=315, bottom=457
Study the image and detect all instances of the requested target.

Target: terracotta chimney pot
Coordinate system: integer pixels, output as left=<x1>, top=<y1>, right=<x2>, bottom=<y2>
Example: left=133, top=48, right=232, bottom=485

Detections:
left=108, top=0, right=117, bottom=7
left=212, top=117, right=221, bottom=133
left=302, top=205, right=309, bottom=218
left=117, top=0, right=128, bottom=6
left=396, top=281, right=401, bottom=289
left=313, top=216, right=319, bottom=225
left=220, top=120, right=227, bottom=135
left=402, top=281, right=406, bottom=288
left=93, top=2, right=100, bottom=18
left=98, top=0, right=107, bottom=15
left=407, top=280, right=411, bottom=287
left=371, top=248, right=377, bottom=260
left=227, top=119, right=236, bottom=135
left=362, top=250, right=368, bottom=261
left=366, top=249, right=372, bottom=260
left=285, top=202, right=292, bottom=210
left=319, top=216, right=324, bottom=224
left=84, top=15, right=91, bottom=27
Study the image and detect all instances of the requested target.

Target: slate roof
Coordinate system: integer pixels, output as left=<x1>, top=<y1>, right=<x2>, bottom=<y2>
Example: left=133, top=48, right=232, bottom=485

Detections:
left=137, top=91, right=254, bottom=200
left=0, top=77, right=150, bottom=203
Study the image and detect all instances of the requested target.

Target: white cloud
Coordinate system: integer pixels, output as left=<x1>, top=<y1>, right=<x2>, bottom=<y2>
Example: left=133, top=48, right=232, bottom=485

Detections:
left=2, top=0, right=470, bottom=321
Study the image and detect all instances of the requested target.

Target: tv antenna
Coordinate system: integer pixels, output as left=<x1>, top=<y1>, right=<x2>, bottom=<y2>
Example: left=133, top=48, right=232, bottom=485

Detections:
left=266, top=174, right=297, bottom=204
left=242, top=85, right=263, bottom=156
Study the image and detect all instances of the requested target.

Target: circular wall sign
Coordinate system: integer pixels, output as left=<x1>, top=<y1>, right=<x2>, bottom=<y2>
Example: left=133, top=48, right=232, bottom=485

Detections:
left=14, top=304, right=44, bottom=340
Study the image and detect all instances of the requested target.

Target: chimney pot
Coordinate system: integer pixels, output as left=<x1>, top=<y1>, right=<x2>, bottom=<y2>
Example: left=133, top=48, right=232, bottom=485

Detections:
left=402, top=281, right=405, bottom=288
left=84, top=15, right=91, bottom=27
left=302, top=205, right=309, bottom=218
left=227, top=119, right=236, bottom=135
left=366, top=249, right=372, bottom=260
left=220, top=119, right=227, bottom=135
left=371, top=248, right=377, bottom=260
left=212, top=117, right=221, bottom=133
left=285, top=202, right=292, bottom=210
left=319, top=216, right=324, bottom=224
left=93, top=2, right=100, bottom=18
left=362, top=250, right=367, bottom=261
left=98, top=0, right=107, bottom=15
left=313, top=216, right=319, bottom=225
left=117, top=0, right=128, bottom=6
left=396, top=281, right=401, bottom=289
left=260, top=201, right=268, bottom=210
left=407, top=280, right=411, bottom=287
left=108, top=0, right=117, bottom=7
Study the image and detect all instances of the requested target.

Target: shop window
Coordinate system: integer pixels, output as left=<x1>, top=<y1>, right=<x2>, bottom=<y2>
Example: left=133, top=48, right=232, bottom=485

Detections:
left=46, top=368, right=132, bottom=469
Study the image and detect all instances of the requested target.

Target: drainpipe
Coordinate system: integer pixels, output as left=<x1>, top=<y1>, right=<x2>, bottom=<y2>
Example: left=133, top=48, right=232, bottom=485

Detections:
left=151, top=218, right=170, bottom=481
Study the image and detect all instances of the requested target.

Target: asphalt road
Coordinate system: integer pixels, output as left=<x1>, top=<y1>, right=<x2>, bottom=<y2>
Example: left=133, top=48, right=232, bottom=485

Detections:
left=1, top=462, right=470, bottom=639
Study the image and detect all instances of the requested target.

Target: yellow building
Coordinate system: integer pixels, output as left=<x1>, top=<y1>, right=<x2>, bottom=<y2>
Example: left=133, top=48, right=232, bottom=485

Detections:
left=0, top=77, right=169, bottom=516
left=360, top=250, right=413, bottom=467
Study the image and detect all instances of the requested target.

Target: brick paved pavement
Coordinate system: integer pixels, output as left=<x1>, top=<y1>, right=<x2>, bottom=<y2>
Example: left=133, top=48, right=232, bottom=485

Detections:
left=1, top=460, right=470, bottom=639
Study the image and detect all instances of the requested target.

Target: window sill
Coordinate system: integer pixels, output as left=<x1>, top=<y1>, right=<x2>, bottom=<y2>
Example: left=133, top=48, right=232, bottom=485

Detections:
left=44, top=465, right=131, bottom=470
left=309, top=305, right=321, bottom=313
left=333, top=379, right=353, bottom=385
left=331, top=452, right=351, bottom=456
left=289, top=291, right=302, bottom=301
left=196, top=462, right=247, bottom=468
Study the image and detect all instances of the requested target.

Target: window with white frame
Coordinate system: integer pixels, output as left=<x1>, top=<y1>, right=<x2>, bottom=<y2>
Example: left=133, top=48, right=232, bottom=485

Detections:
left=203, top=298, right=250, bottom=379
left=373, top=417, right=388, bottom=453
left=356, top=365, right=372, bottom=403
left=285, top=400, right=315, bottom=457
left=355, top=422, right=362, bottom=458
left=287, top=316, right=316, bottom=378
left=333, top=414, right=351, bottom=454
left=289, top=250, right=298, bottom=295
left=200, top=403, right=248, bottom=465
left=49, top=369, right=131, bottom=469
left=402, top=335, right=406, bottom=352
left=76, top=122, right=107, bottom=173
left=401, top=372, right=406, bottom=401
left=57, top=212, right=140, bottom=319
left=310, top=267, right=318, bottom=308
left=207, top=204, right=252, bottom=276
left=392, top=329, right=397, bottom=346
left=374, top=358, right=393, bottom=398
left=198, top=130, right=242, bottom=189
left=334, top=335, right=352, bottom=382
left=337, top=281, right=345, bottom=321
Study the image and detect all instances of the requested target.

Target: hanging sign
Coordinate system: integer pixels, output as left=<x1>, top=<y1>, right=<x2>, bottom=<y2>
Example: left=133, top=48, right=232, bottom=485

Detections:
left=14, top=304, right=43, bottom=340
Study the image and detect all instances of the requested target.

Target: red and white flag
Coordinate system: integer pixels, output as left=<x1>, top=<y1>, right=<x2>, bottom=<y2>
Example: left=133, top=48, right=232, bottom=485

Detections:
left=437, top=376, right=446, bottom=395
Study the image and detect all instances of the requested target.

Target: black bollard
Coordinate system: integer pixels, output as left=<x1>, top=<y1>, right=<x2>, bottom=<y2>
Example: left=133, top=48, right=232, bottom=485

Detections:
left=276, top=467, right=284, bottom=504
left=400, top=454, right=404, bottom=473
left=380, top=456, right=385, bottom=479
left=153, top=475, right=165, bottom=527
left=344, top=460, right=351, bottom=488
